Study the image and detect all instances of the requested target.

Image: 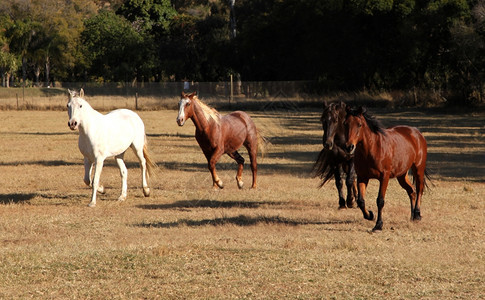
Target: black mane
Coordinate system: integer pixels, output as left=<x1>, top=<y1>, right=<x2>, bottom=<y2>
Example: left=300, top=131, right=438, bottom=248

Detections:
left=348, top=106, right=386, bottom=135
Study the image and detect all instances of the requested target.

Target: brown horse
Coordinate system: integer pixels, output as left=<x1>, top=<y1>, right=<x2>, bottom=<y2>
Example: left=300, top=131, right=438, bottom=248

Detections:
left=344, top=106, right=430, bottom=231
left=312, top=101, right=357, bottom=209
left=176, top=91, right=261, bottom=189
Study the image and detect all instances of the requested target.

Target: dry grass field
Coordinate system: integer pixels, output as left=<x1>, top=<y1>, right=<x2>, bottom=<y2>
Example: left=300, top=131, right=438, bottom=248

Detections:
left=0, top=105, right=484, bottom=299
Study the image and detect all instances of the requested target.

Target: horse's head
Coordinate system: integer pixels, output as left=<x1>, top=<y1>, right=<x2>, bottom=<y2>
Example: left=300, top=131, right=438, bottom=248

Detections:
left=321, top=101, right=346, bottom=150
left=176, top=91, right=197, bottom=126
left=344, top=106, right=366, bottom=155
left=67, top=88, right=86, bottom=131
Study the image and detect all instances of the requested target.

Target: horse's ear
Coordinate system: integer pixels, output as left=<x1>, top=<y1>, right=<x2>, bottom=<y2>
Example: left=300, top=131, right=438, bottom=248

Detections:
left=188, top=91, right=197, bottom=98
left=181, top=91, right=186, bottom=98
left=68, top=89, right=75, bottom=100
left=79, top=88, right=84, bottom=98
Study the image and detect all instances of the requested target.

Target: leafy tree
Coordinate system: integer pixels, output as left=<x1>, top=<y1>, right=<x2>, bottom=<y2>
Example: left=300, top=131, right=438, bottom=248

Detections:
left=82, top=9, right=148, bottom=82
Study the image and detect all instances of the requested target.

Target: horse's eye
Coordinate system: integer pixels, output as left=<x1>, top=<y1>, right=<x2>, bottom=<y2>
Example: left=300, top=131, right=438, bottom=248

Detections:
left=186, top=102, right=191, bottom=107
left=80, top=105, right=83, bottom=108
left=358, top=123, right=362, bottom=128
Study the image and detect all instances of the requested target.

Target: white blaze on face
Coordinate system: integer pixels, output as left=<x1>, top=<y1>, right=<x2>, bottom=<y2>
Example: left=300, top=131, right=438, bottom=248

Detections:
left=176, top=98, right=190, bottom=126
left=67, top=98, right=82, bottom=130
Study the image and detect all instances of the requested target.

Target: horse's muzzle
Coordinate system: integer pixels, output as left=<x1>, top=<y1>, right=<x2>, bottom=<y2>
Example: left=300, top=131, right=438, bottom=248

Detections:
left=324, top=141, right=334, bottom=150
left=68, top=120, right=78, bottom=130
left=346, top=144, right=356, bottom=155
left=176, top=117, right=185, bottom=126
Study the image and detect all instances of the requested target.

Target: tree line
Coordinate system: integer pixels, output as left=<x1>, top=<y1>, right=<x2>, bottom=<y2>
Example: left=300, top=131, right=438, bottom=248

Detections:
left=1, top=0, right=484, bottom=104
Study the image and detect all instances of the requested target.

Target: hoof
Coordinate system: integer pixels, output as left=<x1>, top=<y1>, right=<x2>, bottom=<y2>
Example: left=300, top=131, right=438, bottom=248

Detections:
left=143, top=187, right=150, bottom=197
left=118, top=195, right=126, bottom=202
left=236, top=177, right=244, bottom=189
left=338, top=205, right=347, bottom=210
left=346, top=200, right=355, bottom=208
left=412, top=215, right=422, bottom=221
left=372, top=226, right=382, bottom=232
left=88, top=202, right=96, bottom=208
left=372, top=221, right=383, bottom=231
left=97, top=185, right=105, bottom=194
left=365, top=211, right=375, bottom=221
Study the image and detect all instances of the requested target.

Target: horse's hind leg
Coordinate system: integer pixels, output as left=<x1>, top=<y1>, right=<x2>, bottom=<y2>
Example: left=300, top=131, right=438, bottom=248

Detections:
left=115, top=154, right=128, bottom=201
left=245, top=142, right=258, bottom=189
left=411, top=165, right=426, bottom=221
left=397, top=172, right=417, bottom=221
left=228, top=151, right=245, bottom=189
left=132, top=144, right=150, bottom=197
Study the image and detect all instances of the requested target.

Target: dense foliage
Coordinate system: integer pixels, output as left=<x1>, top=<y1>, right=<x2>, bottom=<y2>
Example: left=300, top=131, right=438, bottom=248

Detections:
left=1, top=0, right=485, bottom=103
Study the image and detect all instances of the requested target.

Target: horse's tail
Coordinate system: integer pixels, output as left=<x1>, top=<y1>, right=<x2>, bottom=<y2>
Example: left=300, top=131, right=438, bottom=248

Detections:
left=423, top=168, right=433, bottom=190
left=311, top=148, right=335, bottom=188
left=143, top=136, right=157, bottom=177
left=412, top=167, right=434, bottom=191
left=257, top=129, right=269, bottom=159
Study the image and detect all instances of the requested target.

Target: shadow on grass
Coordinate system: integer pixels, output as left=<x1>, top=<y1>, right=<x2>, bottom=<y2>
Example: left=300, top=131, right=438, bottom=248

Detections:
left=134, top=214, right=355, bottom=229
left=137, top=199, right=276, bottom=210
left=0, top=193, right=36, bottom=204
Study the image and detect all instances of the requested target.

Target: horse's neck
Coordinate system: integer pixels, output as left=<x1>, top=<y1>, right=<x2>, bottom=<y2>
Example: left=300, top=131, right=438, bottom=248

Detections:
left=190, top=101, right=216, bottom=134
left=359, top=125, right=383, bottom=158
left=79, top=107, right=104, bottom=137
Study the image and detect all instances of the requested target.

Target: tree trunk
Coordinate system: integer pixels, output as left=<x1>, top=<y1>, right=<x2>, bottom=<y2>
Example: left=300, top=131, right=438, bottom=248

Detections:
left=45, top=56, right=50, bottom=87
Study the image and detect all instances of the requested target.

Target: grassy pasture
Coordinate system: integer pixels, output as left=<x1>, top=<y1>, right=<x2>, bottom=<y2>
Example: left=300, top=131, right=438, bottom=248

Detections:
left=0, top=107, right=484, bottom=299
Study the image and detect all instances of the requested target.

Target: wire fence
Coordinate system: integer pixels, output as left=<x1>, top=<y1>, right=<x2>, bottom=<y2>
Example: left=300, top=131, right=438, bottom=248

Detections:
left=0, top=81, right=325, bottom=111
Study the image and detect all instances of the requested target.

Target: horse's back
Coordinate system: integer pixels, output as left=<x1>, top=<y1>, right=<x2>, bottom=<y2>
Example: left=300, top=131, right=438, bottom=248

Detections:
left=222, top=111, right=257, bottom=134
left=387, top=125, right=427, bottom=168
left=102, top=109, right=145, bottom=154
left=389, top=125, right=426, bottom=149
left=220, top=111, right=257, bottom=151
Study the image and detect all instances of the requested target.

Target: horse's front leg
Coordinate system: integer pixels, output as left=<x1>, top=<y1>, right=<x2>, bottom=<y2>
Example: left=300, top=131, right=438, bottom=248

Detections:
left=89, top=158, right=105, bottom=207
left=374, top=175, right=390, bottom=231
left=356, top=178, right=374, bottom=222
left=115, top=154, right=128, bottom=201
left=83, top=157, right=104, bottom=194
left=208, top=149, right=224, bottom=189
left=345, top=159, right=357, bottom=208
left=334, top=164, right=346, bottom=209
left=228, top=151, right=245, bottom=189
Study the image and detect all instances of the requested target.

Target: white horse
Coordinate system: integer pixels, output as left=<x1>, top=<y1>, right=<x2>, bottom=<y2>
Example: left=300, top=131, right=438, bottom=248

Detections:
left=67, top=89, right=155, bottom=207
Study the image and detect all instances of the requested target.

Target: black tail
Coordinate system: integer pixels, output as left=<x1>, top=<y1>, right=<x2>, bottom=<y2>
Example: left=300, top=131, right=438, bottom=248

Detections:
left=411, top=168, right=434, bottom=190
left=423, top=168, right=433, bottom=190
left=311, top=149, right=337, bottom=188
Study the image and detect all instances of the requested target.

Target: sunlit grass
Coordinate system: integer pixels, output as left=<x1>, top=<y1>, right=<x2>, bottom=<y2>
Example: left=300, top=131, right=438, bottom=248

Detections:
left=0, top=109, right=484, bottom=298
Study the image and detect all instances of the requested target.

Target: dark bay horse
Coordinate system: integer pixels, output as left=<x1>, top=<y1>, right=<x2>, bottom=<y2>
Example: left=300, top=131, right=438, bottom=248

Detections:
left=176, top=91, right=262, bottom=189
left=345, top=106, right=430, bottom=231
left=312, top=101, right=357, bottom=209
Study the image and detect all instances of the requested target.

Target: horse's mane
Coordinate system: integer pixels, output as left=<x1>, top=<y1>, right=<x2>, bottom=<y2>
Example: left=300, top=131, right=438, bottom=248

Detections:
left=348, top=106, right=386, bottom=135
left=193, top=96, right=221, bottom=124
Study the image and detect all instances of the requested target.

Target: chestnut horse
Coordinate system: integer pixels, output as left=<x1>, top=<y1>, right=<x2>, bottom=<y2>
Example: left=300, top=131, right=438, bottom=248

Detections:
left=176, top=91, right=261, bottom=189
left=345, top=106, right=430, bottom=231
left=312, top=101, right=357, bottom=209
